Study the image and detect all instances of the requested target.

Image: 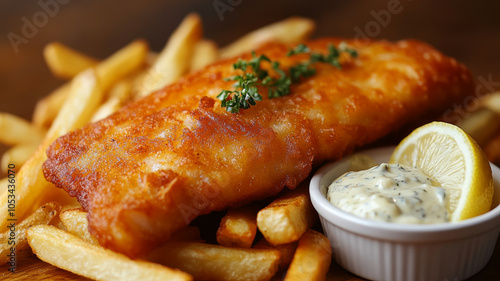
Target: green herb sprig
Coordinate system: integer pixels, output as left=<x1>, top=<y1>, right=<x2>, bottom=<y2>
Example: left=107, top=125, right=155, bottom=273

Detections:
left=217, top=43, right=358, bottom=113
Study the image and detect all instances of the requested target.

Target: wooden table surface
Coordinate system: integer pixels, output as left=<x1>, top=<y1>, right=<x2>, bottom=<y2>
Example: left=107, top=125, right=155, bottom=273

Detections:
left=1, top=1, right=500, bottom=280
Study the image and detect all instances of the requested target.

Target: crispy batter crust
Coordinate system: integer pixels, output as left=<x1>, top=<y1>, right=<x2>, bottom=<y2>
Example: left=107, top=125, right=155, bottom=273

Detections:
left=43, top=38, right=474, bottom=257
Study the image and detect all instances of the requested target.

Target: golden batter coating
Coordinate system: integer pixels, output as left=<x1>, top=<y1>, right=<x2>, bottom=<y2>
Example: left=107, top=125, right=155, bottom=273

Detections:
left=43, top=38, right=474, bottom=257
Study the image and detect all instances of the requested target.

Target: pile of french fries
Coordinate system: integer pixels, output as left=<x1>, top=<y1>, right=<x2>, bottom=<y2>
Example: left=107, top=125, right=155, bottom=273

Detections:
left=2, top=12, right=499, bottom=281
left=0, top=13, right=335, bottom=281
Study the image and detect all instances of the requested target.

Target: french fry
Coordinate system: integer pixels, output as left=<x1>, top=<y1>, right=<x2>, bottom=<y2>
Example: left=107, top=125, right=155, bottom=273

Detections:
left=135, top=13, right=202, bottom=97
left=146, top=51, right=159, bottom=66
left=91, top=79, right=133, bottom=122
left=1, top=143, right=38, bottom=173
left=27, top=225, right=193, bottom=281
left=283, top=229, right=331, bottom=281
left=0, top=178, right=6, bottom=195
left=0, top=69, right=103, bottom=229
left=0, top=113, right=45, bottom=145
left=483, top=91, right=500, bottom=114
left=90, top=94, right=123, bottom=122
left=95, top=39, right=149, bottom=92
left=33, top=40, right=148, bottom=128
left=216, top=205, right=259, bottom=248
left=50, top=201, right=82, bottom=230
left=44, top=42, right=99, bottom=79
left=457, top=107, right=500, bottom=146
left=148, top=241, right=281, bottom=281
left=219, top=17, right=315, bottom=59
left=39, top=69, right=103, bottom=155
left=190, top=39, right=218, bottom=71
left=60, top=209, right=99, bottom=245
left=32, top=83, right=70, bottom=129
left=254, top=238, right=298, bottom=272
left=0, top=202, right=60, bottom=264
left=257, top=182, right=317, bottom=245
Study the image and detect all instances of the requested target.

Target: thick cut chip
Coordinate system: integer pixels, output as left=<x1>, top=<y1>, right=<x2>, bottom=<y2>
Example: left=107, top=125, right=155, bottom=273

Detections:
left=216, top=204, right=259, bottom=248
left=283, top=229, right=331, bottom=281
left=147, top=241, right=281, bottom=281
left=254, top=238, right=298, bottom=272
left=27, top=225, right=193, bottom=281
left=257, top=182, right=317, bottom=245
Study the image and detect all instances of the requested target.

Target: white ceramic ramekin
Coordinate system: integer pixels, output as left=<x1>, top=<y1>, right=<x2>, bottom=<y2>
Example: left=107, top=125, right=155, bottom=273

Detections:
left=310, top=146, right=500, bottom=281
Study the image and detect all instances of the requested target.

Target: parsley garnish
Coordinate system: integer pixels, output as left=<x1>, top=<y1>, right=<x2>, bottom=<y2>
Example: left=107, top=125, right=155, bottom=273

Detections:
left=286, top=44, right=310, bottom=56
left=217, top=43, right=358, bottom=113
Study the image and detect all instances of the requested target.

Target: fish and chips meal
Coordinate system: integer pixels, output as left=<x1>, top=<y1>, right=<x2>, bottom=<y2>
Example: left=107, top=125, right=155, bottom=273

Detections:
left=2, top=12, right=500, bottom=281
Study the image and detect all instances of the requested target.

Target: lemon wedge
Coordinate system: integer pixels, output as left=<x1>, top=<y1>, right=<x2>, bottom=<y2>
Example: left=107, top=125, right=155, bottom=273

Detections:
left=390, top=121, right=494, bottom=221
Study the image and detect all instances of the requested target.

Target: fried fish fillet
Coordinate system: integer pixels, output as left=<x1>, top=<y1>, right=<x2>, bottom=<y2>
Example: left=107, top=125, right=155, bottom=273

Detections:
left=43, top=38, right=474, bottom=257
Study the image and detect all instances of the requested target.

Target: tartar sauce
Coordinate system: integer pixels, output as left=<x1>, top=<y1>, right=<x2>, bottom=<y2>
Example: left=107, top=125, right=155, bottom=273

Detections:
left=327, top=163, right=449, bottom=224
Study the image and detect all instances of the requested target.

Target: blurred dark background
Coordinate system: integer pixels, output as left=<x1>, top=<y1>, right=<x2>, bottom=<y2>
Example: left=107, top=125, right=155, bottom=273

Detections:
left=1, top=0, right=500, bottom=120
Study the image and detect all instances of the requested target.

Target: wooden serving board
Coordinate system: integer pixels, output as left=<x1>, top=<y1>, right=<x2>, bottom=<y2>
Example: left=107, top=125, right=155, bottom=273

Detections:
left=1, top=236, right=498, bottom=281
